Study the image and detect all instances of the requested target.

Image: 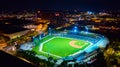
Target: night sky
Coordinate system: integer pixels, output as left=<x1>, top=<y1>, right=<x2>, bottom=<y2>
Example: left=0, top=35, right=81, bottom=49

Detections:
left=0, top=0, right=120, bottom=11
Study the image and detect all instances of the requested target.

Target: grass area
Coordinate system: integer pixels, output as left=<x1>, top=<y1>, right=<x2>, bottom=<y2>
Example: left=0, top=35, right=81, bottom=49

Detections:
left=32, top=35, right=90, bottom=59
left=32, top=35, right=54, bottom=52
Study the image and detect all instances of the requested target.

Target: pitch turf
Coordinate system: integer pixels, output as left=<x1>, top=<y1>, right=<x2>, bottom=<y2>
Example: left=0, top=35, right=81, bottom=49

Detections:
left=32, top=35, right=91, bottom=59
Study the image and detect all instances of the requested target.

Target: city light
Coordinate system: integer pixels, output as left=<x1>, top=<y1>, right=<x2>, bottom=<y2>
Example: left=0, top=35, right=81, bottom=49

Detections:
left=87, top=11, right=93, bottom=15
left=0, top=1, right=119, bottom=66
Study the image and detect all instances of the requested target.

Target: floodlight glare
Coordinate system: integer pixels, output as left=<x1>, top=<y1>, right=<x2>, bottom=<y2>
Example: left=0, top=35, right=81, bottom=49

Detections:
left=74, top=29, right=77, bottom=32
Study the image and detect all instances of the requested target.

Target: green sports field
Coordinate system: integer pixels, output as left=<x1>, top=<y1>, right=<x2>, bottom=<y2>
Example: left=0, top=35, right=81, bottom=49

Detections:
left=32, top=35, right=91, bottom=59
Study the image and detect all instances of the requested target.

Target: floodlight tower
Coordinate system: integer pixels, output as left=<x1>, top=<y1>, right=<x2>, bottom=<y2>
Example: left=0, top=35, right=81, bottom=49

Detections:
left=48, top=27, right=52, bottom=35
left=85, top=26, right=89, bottom=33
left=39, top=34, right=42, bottom=40
left=73, top=26, right=78, bottom=33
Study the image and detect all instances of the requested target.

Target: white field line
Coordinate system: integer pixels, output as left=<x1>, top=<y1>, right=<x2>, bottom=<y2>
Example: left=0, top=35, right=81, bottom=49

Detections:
left=84, top=41, right=93, bottom=50
left=39, top=37, right=55, bottom=51
left=50, top=37, right=93, bottom=57
left=72, top=39, right=102, bottom=56
left=39, top=37, right=62, bottom=58
left=69, top=41, right=93, bottom=56
left=39, top=36, right=93, bottom=58
left=54, top=37, right=94, bottom=57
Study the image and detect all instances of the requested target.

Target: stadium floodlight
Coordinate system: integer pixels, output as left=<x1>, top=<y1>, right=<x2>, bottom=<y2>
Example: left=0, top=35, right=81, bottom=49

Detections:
left=73, top=26, right=78, bottom=33
left=48, top=27, right=52, bottom=35
left=74, top=26, right=77, bottom=29
left=74, top=29, right=77, bottom=32
left=85, top=26, right=89, bottom=33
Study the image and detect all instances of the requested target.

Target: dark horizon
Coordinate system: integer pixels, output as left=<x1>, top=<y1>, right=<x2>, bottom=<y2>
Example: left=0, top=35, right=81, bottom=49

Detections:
left=0, top=0, right=120, bottom=11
